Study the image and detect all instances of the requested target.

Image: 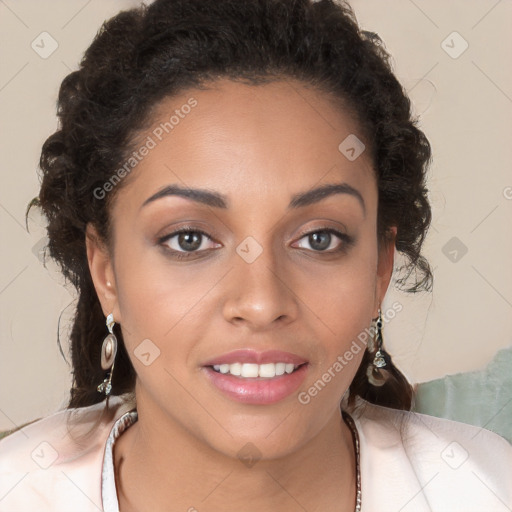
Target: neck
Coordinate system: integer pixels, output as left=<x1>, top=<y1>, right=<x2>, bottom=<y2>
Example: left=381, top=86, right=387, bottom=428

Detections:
left=114, top=391, right=357, bottom=512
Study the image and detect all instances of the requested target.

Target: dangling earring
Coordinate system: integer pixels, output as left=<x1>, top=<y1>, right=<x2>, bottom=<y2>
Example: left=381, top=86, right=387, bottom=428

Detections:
left=97, top=313, right=118, bottom=396
left=366, top=308, right=387, bottom=387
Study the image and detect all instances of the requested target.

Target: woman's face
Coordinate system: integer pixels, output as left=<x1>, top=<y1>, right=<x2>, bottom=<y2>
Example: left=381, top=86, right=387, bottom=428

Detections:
left=88, top=78, right=395, bottom=459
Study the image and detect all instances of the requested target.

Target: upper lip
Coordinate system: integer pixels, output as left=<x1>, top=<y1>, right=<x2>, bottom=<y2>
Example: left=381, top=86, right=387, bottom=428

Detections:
left=202, top=349, right=308, bottom=367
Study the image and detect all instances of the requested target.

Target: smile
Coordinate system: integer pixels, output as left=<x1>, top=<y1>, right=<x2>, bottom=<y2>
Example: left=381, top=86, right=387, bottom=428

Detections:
left=202, top=349, right=309, bottom=404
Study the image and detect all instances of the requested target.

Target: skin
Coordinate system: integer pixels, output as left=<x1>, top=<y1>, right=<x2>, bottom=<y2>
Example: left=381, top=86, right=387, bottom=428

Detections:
left=87, top=78, right=396, bottom=511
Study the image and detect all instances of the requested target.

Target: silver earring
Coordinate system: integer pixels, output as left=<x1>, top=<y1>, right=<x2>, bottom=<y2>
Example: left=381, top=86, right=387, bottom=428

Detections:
left=373, top=309, right=386, bottom=369
left=97, top=313, right=118, bottom=396
left=366, top=308, right=387, bottom=386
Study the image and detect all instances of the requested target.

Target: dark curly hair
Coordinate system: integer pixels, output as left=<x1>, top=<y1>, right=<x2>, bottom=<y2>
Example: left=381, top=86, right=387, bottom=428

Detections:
left=27, top=0, right=432, bottom=413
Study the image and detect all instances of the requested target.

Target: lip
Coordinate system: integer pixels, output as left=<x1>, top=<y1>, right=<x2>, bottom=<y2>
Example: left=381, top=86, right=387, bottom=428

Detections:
left=202, top=363, right=309, bottom=404
left=202, top=349, right=308, bottom=366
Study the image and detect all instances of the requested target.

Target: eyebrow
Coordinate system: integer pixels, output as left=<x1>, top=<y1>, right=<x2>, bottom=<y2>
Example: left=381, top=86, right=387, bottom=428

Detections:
left=141, top=182, right=365, bottom=214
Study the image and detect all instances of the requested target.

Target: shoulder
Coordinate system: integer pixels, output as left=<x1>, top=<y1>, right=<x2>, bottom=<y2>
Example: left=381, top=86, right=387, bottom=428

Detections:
left=356, top=399, right=512, bottom=457
left=351, top=400, right=512, bottom=511
left=0, top=394, right=135, bottom=512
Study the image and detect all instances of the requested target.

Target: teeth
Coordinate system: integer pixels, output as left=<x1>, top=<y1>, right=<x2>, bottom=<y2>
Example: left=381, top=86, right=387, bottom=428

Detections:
left=229, top=362, right=242, bottom=376
left=258, top=363, right=275, bottom=378
left=211, top=362, right=302, bottom=378
left=275, top=362, right=286, bottom=376
left=285, top=363, right=295, bottom=374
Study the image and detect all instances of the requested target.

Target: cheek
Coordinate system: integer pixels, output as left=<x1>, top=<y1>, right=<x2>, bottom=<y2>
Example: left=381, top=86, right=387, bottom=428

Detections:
left=296, top=233, right=378, bottom=397
left=113, top=233, right=205, bottom=336
left=295, top=268, right=376, bottom=426
left=303, top=234, right=378, bottom=340
left=111, top=237, right=229, bottom=393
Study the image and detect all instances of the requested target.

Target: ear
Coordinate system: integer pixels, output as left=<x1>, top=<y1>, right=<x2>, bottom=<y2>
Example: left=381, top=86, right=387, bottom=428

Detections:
left=374, top=225, right=397, bottom=315
left=85, top=223, right=122, bottom=323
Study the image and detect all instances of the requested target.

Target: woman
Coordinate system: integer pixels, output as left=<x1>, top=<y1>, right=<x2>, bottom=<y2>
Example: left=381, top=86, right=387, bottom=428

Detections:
left=1, top=0, right=510, bottom=510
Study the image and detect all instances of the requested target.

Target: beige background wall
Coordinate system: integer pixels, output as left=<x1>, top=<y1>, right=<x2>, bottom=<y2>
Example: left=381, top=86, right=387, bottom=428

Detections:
left=1, top=0, right=511, bottom=430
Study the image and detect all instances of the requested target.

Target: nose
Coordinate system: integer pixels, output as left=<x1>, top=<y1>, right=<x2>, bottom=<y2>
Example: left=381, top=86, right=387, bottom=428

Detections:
left=221, top=239, right=299, bottom=330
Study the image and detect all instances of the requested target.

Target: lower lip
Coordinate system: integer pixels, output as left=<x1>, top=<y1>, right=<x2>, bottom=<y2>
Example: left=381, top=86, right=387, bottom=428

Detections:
left=202, top=364, right=309, bottom=405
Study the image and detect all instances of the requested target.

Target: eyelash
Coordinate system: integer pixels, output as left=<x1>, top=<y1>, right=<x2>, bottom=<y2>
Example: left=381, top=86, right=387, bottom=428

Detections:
left=157, top=225, right=354, bottom=260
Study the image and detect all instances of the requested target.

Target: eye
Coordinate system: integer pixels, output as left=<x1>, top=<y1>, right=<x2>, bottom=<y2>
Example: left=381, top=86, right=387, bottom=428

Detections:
left=158, top=227, right=220, bottom=258
left=294, top=228, right=352, bottom=253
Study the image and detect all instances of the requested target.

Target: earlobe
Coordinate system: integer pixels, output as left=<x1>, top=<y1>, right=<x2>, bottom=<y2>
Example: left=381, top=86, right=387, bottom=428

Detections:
left=85, top=223, right=120, bottom=321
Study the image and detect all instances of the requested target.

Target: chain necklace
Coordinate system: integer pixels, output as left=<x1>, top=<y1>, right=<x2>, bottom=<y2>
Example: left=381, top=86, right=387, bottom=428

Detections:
left=342, top=411, right=362, bottom=512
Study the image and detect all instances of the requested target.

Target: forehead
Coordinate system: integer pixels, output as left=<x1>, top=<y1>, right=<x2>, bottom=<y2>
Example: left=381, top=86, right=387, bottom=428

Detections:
left=113, top=78, right=376, bottom=212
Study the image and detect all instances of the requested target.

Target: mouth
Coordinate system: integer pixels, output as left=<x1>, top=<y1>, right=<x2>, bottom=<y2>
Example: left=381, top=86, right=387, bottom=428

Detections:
left=201, top=349, right=309, bottom=404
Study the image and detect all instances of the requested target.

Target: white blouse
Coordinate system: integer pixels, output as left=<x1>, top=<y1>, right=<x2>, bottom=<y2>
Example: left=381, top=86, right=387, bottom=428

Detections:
left=101, top=410, right=138, bottom=512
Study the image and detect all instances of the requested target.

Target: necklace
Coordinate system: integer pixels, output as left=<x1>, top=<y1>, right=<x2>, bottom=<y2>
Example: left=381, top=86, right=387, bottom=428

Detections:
left=342, top=411, right=362, bottom=512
